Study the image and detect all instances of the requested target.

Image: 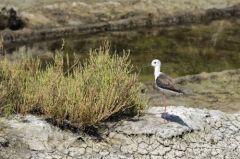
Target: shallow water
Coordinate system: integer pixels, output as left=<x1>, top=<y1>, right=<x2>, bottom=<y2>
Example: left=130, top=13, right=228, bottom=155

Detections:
left=6, top=19, right=240, bottom=81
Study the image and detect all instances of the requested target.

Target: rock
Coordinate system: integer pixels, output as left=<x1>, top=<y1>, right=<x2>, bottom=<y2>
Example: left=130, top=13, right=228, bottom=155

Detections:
left=0, top=137, right=9, bottom=147
left=0, top=106, right=240, bottom=158
left=0, top=7, right=24, bottom=30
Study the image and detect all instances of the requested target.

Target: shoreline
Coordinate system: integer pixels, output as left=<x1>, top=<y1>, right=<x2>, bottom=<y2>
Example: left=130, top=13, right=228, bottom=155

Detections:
left=1, top=4, right=240, bottom=46
left=145, top=69, right=240, bottom=113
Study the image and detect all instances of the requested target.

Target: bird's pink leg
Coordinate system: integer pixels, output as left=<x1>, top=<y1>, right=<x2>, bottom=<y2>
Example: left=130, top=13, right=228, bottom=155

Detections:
left=163, top=95, right=167, bottom=113
left=162, top=94, right=169, bottom=124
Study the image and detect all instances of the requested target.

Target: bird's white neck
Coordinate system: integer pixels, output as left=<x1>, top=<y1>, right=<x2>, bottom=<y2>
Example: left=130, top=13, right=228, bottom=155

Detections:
left=154, top=66, right=161, bottom=80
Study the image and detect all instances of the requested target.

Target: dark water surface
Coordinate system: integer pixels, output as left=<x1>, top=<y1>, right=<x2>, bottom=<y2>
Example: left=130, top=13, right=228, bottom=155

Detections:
left=7, top=19, right=240, bottom=81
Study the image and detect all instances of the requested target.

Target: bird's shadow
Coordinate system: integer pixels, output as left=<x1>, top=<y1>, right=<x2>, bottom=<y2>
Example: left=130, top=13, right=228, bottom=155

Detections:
left=161, top=112, right=191, bottom=128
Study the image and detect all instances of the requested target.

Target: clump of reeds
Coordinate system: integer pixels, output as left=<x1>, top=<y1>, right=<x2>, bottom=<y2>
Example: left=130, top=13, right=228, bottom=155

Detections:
left=0, top=44, right=147, bottom=126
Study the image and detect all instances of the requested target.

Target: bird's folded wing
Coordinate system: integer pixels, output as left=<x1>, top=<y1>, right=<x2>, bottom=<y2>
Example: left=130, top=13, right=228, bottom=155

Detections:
left=156, top=73, right=182, bottom=93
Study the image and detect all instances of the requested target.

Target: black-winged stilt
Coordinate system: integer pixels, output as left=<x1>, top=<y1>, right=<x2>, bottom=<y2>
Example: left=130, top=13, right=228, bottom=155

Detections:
left=151, top=59, right=183, bottom=113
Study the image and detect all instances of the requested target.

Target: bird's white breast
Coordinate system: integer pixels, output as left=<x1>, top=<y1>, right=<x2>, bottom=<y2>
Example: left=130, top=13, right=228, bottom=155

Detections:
left=154, top=71, right=161, bottom=80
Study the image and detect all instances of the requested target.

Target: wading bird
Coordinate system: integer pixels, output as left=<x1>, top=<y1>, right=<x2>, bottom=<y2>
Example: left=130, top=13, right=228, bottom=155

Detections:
left=151, top=59, right=183, bottom=113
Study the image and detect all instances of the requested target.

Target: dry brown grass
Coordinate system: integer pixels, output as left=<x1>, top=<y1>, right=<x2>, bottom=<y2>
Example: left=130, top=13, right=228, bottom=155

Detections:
left=0, top=45, right=147, bottom=126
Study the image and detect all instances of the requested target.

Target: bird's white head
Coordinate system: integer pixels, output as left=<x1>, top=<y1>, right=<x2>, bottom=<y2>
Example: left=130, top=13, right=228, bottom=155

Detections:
left=151, top=59, right=161, bottom=80
left=151, top=59, right=161, bottom=68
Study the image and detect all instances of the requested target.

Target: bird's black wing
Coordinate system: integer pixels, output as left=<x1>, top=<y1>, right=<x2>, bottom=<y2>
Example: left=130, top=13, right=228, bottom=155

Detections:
left=156, top=73, right=183, bottom=93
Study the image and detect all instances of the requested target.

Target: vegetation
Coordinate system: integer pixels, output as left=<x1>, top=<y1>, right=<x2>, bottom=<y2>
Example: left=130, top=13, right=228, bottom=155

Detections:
left=0, top=45, right=147, bottom=126
left=45, top=19, right=240, bottom=81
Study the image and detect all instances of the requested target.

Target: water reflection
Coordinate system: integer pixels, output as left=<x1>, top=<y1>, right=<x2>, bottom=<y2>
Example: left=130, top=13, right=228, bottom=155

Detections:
left=6, top=19, right=240, bottom=81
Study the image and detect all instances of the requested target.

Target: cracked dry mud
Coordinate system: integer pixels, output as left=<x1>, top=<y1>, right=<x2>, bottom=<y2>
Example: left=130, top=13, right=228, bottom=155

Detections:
left=0, top=106, right=239, bottom=159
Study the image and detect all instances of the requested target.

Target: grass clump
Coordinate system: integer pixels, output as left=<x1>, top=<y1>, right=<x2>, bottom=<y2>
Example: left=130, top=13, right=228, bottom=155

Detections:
left=0, top=45, right=147, bottom=126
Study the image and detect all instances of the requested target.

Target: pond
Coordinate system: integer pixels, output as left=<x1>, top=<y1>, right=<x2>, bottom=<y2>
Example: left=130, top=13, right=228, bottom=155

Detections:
left=5, top=19, right=240, bottom=81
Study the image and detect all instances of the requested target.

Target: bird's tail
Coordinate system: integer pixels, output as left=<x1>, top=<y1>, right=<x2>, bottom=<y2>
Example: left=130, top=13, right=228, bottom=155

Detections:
left=178, top=88, right=193, bottom=95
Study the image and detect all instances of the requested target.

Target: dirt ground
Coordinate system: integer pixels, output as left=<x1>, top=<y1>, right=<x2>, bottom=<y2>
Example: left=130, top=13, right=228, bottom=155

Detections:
left=145, top=69, right=240, bottom=113
left=0, top=0, right=240, bottom=28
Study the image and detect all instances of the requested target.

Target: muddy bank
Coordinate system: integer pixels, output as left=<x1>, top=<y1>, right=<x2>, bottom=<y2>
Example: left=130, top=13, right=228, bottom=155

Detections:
left=1, top=1, right=240, bottom=46
left=1, top=0, right=240, bottom=28
left=145, top=69, right=240, bottom=113
left=0, top=106, right=239, bottom=159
